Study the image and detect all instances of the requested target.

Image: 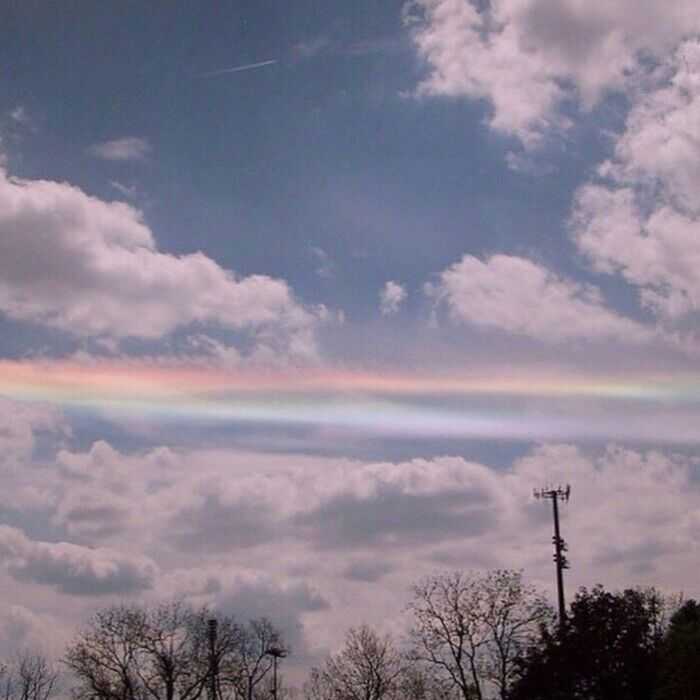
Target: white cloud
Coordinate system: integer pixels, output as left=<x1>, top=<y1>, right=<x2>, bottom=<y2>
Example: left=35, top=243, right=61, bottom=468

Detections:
left=379, top=281, right=407, bottom=316
left=405, top=0, right=700, bottom=147
left=0, top=168, right=324, bottom=359
left=571, top=41, right=700, bottom=320
left=89, top=136, right=151, bottom=161
left=428, top=253, right=651, bottom=342
left=0, top=398, right=67, bottom=467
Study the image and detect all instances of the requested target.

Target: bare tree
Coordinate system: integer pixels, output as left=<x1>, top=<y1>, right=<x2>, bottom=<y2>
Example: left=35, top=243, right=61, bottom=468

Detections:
left=133, top=602, right=242, bottom=700
left=224, top=618, right=283, bottom=700
left=64, top=603, right=247, bottom=700
left=407, top=570, right=552, bottom=700
left=305, top=625, right=403, bottom=700
left=0, top=653, right=59, bottom=700
left=396, top=665, right=461, bottom=700
left=65, top=605, right=147, bottom=700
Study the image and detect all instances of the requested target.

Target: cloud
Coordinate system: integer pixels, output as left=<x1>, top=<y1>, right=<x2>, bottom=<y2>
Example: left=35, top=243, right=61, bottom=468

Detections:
left=0, top=168, right=324, bottom=358
left=167, top=493, right=279, bottom=552
left=379, top=281, right=407, bottom=316
left=0, top=525, right=156, bottom=595
left=310, top=246, right=335, bottom=279
left=571, top=41, right=700, bottom=321
left=215, top=574, right=329, bottom=664
left=9, top=106, right=29, bottom=126
left=0, top=606, right=61, bottom=658
left=293, top=457, right=502, bottom=550
left=89, top=137, right=151, bottom=161
left=0, top=398, right=67, bottom=467
left=405, top=0, right=700, bottom=147
left=3, top=428, right=700, bottom=672
left=342, top=560, right=394, bottom=583
left=427, top=253, right=651, bottom=342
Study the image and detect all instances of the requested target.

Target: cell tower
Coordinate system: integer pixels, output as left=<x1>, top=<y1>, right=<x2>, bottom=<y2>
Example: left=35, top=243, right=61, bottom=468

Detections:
left=533, top=484, right=571, bottom=627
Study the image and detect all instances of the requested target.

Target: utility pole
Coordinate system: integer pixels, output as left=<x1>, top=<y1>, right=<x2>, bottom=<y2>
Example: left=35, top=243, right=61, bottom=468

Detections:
left=208, top=618, right=218, bottom=700
left=534, top=484, right=571, bottom=627
left=265, top=645, right=287, bottom=700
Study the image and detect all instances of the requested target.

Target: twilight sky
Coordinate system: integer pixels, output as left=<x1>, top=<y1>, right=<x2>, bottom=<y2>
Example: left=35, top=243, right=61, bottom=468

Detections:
left=2, top=0, right=700, bottom=683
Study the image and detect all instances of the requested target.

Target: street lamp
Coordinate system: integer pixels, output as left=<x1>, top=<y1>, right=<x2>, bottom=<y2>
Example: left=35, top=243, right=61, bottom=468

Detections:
left=265, top=645, right=287, bottom=700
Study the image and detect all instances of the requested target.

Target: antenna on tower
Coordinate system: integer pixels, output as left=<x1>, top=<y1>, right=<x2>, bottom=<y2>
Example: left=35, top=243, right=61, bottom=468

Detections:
left=534, top=484, right=571, bottom=628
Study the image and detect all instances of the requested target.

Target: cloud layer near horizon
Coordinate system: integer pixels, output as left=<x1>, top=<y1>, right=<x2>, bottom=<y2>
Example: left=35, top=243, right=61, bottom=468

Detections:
left=1, top=399, right=699, bottom=672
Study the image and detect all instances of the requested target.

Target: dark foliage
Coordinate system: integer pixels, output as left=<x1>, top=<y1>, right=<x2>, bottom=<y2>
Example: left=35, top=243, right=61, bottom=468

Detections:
left=654, top=599, right=700, bottom=700
left=510, top=586, right=664, bottom=700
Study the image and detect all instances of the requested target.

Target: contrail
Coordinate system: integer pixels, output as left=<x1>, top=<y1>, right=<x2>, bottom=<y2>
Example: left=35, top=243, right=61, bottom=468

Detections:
left=199, top=60, right=277, bottom=78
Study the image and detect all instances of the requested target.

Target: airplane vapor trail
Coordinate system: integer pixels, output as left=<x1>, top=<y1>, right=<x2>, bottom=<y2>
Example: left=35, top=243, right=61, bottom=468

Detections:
left=199, top=60, right=277, bottom=78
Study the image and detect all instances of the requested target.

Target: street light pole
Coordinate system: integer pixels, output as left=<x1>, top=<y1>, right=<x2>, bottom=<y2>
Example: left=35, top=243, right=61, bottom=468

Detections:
left=265, top=646, right=287, bottom=700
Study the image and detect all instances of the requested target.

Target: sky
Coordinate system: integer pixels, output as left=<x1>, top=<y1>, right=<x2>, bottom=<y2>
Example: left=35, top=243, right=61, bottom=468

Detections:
left=3, top=0, right=700, bottom=684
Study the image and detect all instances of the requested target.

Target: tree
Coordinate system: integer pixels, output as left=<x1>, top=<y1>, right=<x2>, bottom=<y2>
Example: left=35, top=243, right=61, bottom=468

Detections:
left=0, top=653, right=59, bottom=700
left=225, top=618, right=285, bottom=700
left=65, top=604, right=147, bottom=700
left=407, top=570, right=552, bottom=700
left=654, top=599, right=700, bottom=700
left=63, top=602, right=272, bottom=700
left=510, top=586, right=666, bottom=700
left=395, top=664, right=462, bottom=700
left=305, top=625, right=403, bottom=700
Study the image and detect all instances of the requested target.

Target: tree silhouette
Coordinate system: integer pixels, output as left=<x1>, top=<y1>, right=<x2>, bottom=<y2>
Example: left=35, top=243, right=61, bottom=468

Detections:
left=654, top=599, right=700, bottom=700
left=304, top=625, right=403, bottom=700
left=0, top=652, right=59, bottom=700
left=407, top=570, right=552, bottom=700
left=510, top=586, right=666, bottom=700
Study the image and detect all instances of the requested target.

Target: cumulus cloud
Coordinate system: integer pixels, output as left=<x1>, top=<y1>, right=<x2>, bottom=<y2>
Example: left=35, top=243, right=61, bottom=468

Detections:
left=89, top=137, right=151, bottom=161
left=168, top=493, right=279, bottom=552
left=405, top=0, right=700, bottom=147
left=571, top=41, right=700, bottom=321
left=379, top=281, right=407, bottom=316
left=427, top=253, right=651, bottom=342
left=0, top=398, right=67, bottom=467
left=3, top=428, right=700, bottom=670
left=0, top=168, right=323, bottom=358
left=0, top=525, right=156, bottom=595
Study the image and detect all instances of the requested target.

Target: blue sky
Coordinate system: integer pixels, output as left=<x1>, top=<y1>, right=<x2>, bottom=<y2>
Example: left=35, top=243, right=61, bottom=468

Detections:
left=2, top=0, right=700, bottom=686
left=1, top=0, right=594, bottom=323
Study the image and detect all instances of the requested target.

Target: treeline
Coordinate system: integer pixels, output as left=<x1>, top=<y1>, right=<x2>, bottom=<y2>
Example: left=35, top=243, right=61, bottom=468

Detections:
left=4, top=570, right=700, bottom=700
